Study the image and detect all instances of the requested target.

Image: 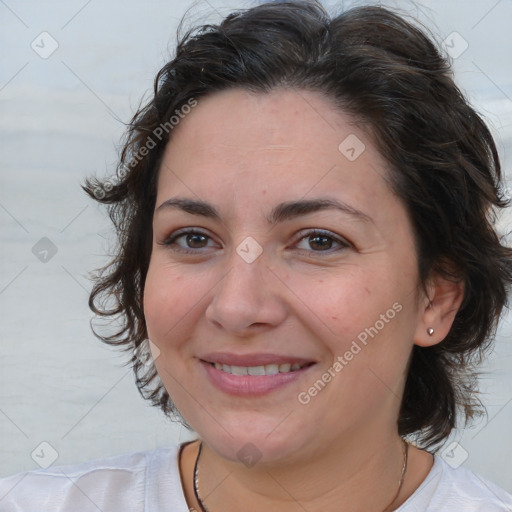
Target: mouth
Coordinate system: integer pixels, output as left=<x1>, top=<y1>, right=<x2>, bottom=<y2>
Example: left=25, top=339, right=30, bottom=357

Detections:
left=204, top=361, right=314, bottom=376
left=198, top=354, right=317, bottom=396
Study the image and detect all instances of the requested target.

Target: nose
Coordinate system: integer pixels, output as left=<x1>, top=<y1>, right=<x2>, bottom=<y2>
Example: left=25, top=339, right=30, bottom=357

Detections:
left=204, top=249, right=288, bottom=335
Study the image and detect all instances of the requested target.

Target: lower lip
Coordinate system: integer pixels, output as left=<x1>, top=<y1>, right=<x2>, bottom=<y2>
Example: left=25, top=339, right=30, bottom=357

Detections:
left=199, top=360, right=315, bottom=397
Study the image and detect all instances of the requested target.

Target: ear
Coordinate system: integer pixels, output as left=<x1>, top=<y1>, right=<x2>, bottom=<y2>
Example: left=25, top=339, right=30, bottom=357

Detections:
left=414, top=271, right=464, bottom=348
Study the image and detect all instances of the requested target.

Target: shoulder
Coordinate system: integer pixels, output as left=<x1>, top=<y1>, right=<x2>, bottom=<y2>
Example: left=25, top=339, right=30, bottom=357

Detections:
left=0, top=444, right=187, bottom=512
left=399, top=455, right=512, bottom=512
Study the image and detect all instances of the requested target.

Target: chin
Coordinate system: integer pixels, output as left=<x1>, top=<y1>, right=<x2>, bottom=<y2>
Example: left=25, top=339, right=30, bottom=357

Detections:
left=196, top=421, right=313, bottom=467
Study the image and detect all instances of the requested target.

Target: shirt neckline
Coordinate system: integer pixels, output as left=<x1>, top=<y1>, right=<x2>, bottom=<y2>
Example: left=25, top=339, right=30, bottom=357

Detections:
left=170, top=441, right=443, bottom=511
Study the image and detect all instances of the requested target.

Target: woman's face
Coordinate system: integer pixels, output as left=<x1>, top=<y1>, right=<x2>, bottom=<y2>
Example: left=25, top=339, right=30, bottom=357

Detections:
left=144, top=88, right=430, bottom=464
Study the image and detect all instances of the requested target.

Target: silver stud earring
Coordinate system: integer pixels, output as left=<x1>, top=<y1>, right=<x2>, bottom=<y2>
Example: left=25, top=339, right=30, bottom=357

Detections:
left=427, top=328, right=434, bottom=336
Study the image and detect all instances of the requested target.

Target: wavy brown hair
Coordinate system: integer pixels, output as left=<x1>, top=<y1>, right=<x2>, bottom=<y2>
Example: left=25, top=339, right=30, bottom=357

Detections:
left=82, top=0, right=512, bottom=450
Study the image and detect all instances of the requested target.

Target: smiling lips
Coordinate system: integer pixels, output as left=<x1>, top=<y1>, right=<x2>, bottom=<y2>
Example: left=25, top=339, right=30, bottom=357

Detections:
left=212, top=361, right=308, bottom=376
left=199, top=352, right=316, bottom=396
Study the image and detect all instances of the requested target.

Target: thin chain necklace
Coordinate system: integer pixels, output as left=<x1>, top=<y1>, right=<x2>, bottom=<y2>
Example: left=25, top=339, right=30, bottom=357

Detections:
left=193, top=438, right=409, bottom=512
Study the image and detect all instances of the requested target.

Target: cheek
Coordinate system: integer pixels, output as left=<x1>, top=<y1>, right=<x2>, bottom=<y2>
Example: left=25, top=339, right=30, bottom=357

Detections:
left=286, top=268, right=413, bottom=362
left=284, top=269, right=380, bottom=342
left=143, top=261, right=201, bottom=347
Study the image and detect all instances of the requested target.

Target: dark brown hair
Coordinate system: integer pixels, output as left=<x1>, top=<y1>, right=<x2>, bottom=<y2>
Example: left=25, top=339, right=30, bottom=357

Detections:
left=82, top=0, right=512, bottom=450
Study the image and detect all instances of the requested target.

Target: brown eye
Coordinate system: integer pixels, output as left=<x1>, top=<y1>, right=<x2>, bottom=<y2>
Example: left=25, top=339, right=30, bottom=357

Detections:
left=294, top=229, right=350, bottom=254
left=308, top=234, right=333, bottom=251
left=184, top=233, right=208, bottom=248
left=159, top=229, right=218, bottom=254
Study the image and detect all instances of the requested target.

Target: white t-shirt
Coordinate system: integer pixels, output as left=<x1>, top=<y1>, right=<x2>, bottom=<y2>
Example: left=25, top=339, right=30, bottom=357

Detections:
left=1, top=443, right=511, bottom=511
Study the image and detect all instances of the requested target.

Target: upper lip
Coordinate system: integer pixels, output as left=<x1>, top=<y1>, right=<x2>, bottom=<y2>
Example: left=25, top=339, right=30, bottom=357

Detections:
left=200, top=352, right=316, bottom=367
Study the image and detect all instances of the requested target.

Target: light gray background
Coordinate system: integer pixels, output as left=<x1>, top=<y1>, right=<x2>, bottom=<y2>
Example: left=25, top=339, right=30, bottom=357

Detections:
left=1, top=0, right=511, bottom=492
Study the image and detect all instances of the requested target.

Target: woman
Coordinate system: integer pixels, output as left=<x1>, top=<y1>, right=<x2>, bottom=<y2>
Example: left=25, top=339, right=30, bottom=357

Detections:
left=1, top=1, right=511, bottom=510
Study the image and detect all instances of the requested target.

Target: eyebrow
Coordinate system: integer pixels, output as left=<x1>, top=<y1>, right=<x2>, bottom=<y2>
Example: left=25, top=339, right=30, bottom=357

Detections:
left=155, top=197, right=373, bottom=225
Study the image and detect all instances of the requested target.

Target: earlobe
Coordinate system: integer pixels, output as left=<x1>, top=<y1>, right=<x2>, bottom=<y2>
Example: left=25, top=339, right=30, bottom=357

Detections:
left=414, top=273, right=464, bottom=348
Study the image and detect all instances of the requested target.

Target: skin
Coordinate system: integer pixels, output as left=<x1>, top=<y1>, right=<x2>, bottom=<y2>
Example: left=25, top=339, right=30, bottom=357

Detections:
left=143, top=88, right=463, bottom=511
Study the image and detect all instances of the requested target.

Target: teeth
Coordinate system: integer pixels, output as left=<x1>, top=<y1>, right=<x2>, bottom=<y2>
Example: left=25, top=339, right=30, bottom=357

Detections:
left=213, top=362, right=306, bottom=375
left=231, top=365, right=248, bottom=376
left=248, top=365, right=266, bottom=376
left=265, top=364, right=279, bottom=375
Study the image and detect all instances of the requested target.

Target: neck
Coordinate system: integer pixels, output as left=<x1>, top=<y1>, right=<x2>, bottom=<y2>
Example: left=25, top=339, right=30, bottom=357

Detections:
left=193, top=428, right=409, bottom=512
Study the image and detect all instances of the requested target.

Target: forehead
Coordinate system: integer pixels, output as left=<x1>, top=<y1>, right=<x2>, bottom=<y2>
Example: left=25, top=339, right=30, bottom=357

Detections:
left=155, top=87, right=396, bottom=223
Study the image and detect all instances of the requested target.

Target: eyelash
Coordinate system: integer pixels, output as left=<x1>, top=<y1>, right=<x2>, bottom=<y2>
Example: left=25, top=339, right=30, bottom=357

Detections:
left=158, top=228, right=351, bottom=256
